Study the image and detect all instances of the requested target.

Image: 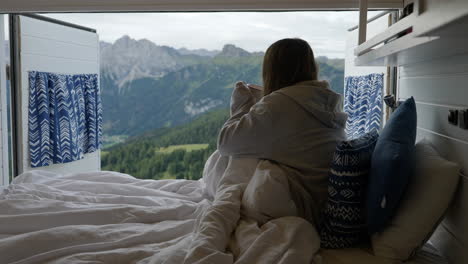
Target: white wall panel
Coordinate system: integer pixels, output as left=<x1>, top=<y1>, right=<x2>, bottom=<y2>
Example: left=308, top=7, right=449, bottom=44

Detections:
left=399, top=75, right=468, bottom=107
left=22, top=36, right=98, bottom=62
left=398, top=53, right=468, bottom=106
left=399, top=54, right=468, bottom=77
left=22, top=54, right=98, bottom=73
left=414, top=103, right=468, bottom=143
left=399, top=50, right=468, bottom=264
left=18, top=15, right=100, bottom=175
left=21, top=16, right=98, bottom=47
left=0, top=0, right=403, bottom=13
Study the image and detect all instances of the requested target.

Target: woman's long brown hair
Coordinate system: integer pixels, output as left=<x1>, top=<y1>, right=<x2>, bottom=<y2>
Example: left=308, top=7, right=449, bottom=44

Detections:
left=262, top=38, right=318, bottom=96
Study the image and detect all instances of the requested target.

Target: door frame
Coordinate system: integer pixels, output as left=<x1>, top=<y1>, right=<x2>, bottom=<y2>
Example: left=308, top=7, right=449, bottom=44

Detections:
left=9, top=14, right=20, bottom=178
left=0, top=15, right=10, bottom=184
left=8, top=14, right=98, bottom=177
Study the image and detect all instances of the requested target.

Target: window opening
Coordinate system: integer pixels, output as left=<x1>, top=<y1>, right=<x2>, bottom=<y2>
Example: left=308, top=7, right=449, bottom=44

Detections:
left=7, top=11, right=382, bottom=180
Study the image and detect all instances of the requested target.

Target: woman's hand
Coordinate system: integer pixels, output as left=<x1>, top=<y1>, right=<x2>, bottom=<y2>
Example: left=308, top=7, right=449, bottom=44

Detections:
left=219, top=83, right=273, bottom=159
left=230, top=81, right=263, bottom=117
left=247, top=84, right=264, bottom=91
left=247, top=84, right=264, bottom=104
left=231, top=82, right=254, bottom=115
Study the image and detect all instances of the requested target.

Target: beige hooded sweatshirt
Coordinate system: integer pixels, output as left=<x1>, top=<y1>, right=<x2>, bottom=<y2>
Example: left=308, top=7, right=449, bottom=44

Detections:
left=218, top=80, right=347, bottom=225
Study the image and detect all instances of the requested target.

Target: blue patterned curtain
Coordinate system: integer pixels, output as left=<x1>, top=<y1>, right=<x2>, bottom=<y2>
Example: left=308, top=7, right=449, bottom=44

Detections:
left=28, top=71, right=102, bottom=167
left=344, top=73, right=384, bottom=139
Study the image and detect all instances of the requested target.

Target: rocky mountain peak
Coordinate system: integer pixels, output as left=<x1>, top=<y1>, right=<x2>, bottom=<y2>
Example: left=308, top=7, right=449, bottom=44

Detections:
left=217, top=44, right=251, bottom=57
left=177, top=47, right=219, bottom=57
left=100, top=37, right=259, bottom=91
left=114, top=35, right=132, bottom=47
left=100, top=36, right=185, bottom=89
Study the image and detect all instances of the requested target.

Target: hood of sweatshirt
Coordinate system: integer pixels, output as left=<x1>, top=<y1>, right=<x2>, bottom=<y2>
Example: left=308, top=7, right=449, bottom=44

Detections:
left=274, top=80, right=348, bottom=129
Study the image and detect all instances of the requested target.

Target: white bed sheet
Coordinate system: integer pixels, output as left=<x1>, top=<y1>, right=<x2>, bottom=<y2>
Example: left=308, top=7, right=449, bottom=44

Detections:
left=0, top=168, right=321, bottom=264
left=0, top=170, right=210, bottom=263
left=0, top=169, right=447, bottom=264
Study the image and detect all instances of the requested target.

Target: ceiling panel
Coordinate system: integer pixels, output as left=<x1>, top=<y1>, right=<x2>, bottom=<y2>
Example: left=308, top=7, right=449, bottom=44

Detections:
left=0, top=0, right=403, bottom=13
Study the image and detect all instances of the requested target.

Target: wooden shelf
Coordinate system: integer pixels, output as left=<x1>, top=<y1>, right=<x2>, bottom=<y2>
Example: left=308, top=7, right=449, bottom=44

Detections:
left=355, top=34, right=435, bottom=66
left=417, top=12, right=468, bottom=39
left=354, top=0, right=468, bottom=67
left=354, top=12, right=416, bottom=56
left=355, top=34, right=468, bottom=66
left=415, top=1, right=468, bottom=38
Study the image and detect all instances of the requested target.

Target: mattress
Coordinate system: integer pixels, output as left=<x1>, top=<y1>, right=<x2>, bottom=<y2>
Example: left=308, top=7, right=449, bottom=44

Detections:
left=320, top=243, right=448, bottom=264
left=408, top=244, right=449, bottom=264
left=0, top=170, right=450, bottom=264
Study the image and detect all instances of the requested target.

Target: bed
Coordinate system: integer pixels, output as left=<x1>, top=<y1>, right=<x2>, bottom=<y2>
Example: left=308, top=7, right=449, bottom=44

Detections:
left=0, top=169, right=448, bottom=264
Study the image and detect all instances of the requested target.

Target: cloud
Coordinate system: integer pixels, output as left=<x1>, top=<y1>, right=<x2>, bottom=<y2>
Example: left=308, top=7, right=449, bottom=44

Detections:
left=43, top=11, right=378, bottom=58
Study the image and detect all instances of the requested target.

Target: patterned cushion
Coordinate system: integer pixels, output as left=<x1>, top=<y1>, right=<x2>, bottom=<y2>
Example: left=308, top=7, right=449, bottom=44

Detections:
left=320, top=131, right=379, bottom=249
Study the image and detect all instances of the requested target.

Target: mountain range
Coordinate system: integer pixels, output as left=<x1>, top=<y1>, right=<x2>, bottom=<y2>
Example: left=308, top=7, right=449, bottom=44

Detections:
left=3, top=36, right=344, bottom=142
left=100, top=36, right=345, bottom=139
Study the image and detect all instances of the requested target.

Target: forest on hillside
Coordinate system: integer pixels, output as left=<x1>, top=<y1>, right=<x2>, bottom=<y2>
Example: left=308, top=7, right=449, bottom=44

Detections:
left=102, top=109, right=229, bottom=180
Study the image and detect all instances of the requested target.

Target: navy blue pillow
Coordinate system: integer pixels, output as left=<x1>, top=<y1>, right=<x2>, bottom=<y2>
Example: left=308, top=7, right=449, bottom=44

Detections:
left=367, top=97, right=417, bottom=234
left=320, top=131, right=379, bottom=249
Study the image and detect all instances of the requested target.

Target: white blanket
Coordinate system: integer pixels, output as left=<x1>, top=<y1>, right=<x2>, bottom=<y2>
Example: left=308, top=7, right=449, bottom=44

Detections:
left=0, top=155, right=322, bottom=264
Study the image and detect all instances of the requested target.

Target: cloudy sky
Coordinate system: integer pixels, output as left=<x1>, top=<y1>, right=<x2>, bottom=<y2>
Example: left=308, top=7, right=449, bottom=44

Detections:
left=5, top=12, right=379, bottom=58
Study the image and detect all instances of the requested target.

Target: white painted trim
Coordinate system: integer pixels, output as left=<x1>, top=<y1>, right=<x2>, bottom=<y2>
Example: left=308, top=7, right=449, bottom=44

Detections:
left=0, top=15, right=10, bottom=185
left=358, top=0, right=368, bottom=45
left=0, top=0, right=403, bottom=12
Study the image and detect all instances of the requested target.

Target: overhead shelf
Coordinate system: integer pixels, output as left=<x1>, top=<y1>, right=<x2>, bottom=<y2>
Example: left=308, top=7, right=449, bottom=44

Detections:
left=354, top=0, right=468, bottom=67
left=354, top=12, right=416, bottom=57
left=355, top=34, right=436, bottom=66
left=415, top=1, right=468, bottom=38
left=354, top=34, right=468, bottom=66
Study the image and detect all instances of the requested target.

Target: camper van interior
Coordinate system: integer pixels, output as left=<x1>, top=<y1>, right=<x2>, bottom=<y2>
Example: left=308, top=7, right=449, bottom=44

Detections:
left=0, top=0, right=467, bottom=263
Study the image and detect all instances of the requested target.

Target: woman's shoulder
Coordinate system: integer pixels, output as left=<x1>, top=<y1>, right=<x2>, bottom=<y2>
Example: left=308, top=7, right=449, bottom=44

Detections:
left=252, top=91, right=302, bottom=119
left=277, top=80, right=333, bottom=95
left=257, top=90, right=293, bottom=108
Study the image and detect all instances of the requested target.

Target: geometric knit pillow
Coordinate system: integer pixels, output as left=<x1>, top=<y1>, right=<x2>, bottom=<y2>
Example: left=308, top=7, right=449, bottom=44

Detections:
left=320, top=131, right=379, bottom=249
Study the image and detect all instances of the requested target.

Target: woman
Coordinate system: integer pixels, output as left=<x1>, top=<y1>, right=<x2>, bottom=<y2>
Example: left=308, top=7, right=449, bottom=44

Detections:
left=217, top=38, right=347, bottom=225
